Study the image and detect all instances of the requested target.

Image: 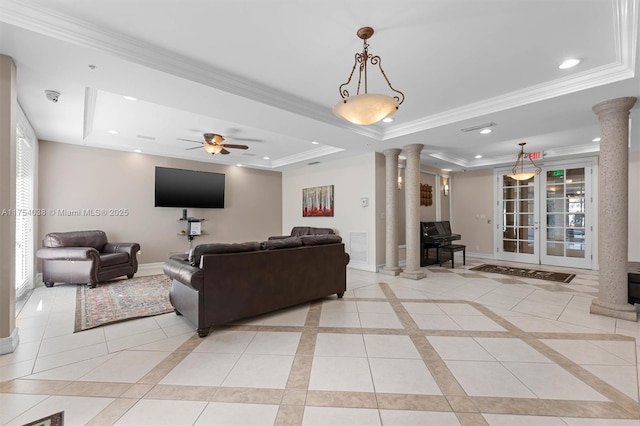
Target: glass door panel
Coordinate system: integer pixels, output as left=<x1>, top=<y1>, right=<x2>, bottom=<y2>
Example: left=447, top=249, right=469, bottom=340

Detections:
left=540, top=166, right=591, bottom=268
left=498, top=161, right=592, bottom=268
left=499, top=175, right=538, bottom=263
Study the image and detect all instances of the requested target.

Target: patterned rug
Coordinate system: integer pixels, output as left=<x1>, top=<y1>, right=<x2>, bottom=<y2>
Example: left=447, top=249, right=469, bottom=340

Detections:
left=470, top=264, right=576, bottom=283
left=75, top=274, right=174, bottom=332
left=23, top=411, right=64, bottom=426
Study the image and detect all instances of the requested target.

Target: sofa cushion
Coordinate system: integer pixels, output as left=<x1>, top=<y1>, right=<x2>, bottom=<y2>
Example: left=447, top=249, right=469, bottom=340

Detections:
left=290, top=226, right=335, bottom=237
left=300, top=234, right=342, bottom=245
left=189, top=242, right=261, bottom=266
left=43, top=230, right=108, bottom=251
left=99, top=252, right=129, bottom=267
left=260, top=237, right=303, bottom=250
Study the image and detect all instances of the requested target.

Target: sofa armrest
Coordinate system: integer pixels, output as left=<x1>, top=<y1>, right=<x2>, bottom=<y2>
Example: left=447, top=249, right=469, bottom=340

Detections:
left=102, top=242, right=141, bottom=256
left=162, top=258, right=204, bottom=291
left=36, top=247, right=100, bottom=261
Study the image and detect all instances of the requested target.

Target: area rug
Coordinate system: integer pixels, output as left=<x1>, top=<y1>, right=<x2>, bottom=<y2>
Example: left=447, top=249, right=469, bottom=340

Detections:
left=470, top=264, right=576, bottom=283
left=75, top=274, right=174, bottom=332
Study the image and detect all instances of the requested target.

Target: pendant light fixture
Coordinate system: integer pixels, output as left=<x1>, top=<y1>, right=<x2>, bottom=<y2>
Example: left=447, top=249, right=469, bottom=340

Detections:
left=333, top=27, right=404, bottom=125
left=508, top=142, right=541, bottom=181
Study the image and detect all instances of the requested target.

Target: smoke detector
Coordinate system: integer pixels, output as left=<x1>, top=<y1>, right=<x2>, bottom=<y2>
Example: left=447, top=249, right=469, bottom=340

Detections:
left=45, top=90, right=60, bottom=103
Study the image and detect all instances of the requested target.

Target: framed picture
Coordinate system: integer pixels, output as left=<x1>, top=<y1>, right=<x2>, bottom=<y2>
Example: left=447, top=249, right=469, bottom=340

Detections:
left=302, top=185, right=334, bottom=217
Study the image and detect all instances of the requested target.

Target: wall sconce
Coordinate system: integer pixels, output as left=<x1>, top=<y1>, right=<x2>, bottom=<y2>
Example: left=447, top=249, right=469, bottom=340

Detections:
left=443, top=183, right=449, bottom=197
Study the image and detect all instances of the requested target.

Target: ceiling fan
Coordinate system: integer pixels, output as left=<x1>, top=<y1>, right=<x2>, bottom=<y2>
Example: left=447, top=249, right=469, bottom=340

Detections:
left=178, top=133, right=254, bottom=155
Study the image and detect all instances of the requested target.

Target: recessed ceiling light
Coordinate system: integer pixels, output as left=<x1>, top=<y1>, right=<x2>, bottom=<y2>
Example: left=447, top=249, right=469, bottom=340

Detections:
left=592, top=137, right=601, bottom=142
left=311, top=141, right=319, bottom=145
left=559, top=58, right=580, bottom=69
left=122, top=95, right=137, bottom=101
left=133, top=149, right=143, bottom=153
left=382, top=117, right=394, bottom=123
left=108, top=130, right=119, bottom=135
left=479, top=128, right=492, bottom=134
left=237, top=163, right=243, bottom=167
left=442, top=168, right=452, bottom=172
left=263, top=156, right=270, bottom=160
left=474, top=154, right=483, bottom=159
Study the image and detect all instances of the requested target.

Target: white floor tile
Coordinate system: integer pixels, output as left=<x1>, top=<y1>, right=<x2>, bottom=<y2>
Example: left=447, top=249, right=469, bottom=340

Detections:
left=79, top=350, right=170, bottom=383
left=380, top=410, right=461, bottom=426
left=482, top=413, right=567, bottom=425
left=319, top=311, right=361, bottom=328
left=427, top=336, right=495, bottom=361
left=410, top=314, right=462, bottom=330
left=194, top=330, right=257, bottom=354
left=581, top=364, right=639, bottom=401
left=114, top=398, right=207, bottom=425
left=194, top=402, right=279, bottom=426
left=222, top=354, right=294, bottom=389
left=309, top=356, right=374, bottom=392
left=503, top=362, right=609, bottom=401
left=302, top=406, right=381, bottom=426
left=445, top=360, right=536, bottom=398
left=244, top=331, right=301, bottom=355
left=369, top=358, right=441, bottom=394
left=160, top=352, right=240, bottom=386
left=315, top=333, right=367, bottom=357
left=474, top=338, right=552, bottom=363
left=363, top=334, right=421, bottom=359
left=0, top=394, right=49, bottom=425
left=540, top=340, right=633, bottom=365
left=358, top=312, right=403, bottom=329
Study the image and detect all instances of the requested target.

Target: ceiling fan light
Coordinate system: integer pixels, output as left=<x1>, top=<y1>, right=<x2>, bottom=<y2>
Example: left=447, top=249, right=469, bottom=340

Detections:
left=333, top=94, right=399, bottom=126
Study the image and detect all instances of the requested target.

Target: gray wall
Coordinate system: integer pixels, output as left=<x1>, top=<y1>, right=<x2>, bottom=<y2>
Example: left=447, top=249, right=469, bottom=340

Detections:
left=37, top=141, right=282, bottom=265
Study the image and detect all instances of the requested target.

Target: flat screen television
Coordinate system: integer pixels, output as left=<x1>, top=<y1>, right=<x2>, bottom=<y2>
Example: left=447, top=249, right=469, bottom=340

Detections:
left=154, top=166, right=225, bottom=208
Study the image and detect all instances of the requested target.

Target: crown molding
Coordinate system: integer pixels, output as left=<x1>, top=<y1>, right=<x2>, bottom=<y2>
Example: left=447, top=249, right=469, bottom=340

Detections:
left=384, top=0, right=638, bottom=141
left=0, top=0, right=384, bottom=140
left=271, top=146, right=345, bottom=169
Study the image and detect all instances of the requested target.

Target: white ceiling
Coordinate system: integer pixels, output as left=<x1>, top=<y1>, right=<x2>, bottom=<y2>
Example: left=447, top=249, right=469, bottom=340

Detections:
left=1, top=0, right=639, bottom=171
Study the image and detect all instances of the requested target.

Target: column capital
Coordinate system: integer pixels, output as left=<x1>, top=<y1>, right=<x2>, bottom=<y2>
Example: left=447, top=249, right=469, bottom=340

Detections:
left=402, top=144, right=424, bottom=155
left=592, top=97, right=637, bottom=118
left=383, top=148, right=402, bottom=157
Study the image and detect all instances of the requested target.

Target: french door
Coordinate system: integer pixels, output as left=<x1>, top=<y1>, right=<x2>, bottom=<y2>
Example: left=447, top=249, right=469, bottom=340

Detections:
left=496, top=159, right=595, bottom=269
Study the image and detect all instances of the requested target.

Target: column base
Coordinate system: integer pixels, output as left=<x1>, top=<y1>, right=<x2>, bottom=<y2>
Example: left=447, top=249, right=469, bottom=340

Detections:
left=399, top=270, right=426, bottom=280
left=0, top=327, right=19, bottom=355
left=380, top=266, right=402, bottom=276
left=590, top=298, right=637, bottom=321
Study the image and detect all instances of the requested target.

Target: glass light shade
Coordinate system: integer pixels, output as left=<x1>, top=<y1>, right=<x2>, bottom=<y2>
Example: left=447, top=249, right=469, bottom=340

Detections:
left=509, top=172, right=537, bottom=181
left=333, top=93, right=399, bottom=125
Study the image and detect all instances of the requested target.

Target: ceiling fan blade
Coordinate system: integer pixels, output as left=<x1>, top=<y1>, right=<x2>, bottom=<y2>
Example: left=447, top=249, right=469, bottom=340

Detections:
left=185, top=146, right=202, bottom=150
left=177, top=138, right=204, bottom=144
left=221, top=144, right=249, bottom=150
left=226, top=137, right=262, bottom=142
left=220, top=148, right=231, bottom=155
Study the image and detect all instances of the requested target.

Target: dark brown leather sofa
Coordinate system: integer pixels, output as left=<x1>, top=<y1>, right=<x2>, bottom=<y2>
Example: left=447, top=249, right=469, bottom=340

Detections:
left=36, top=230, right=140, bottom=288
left=163, top=235, right=349, bottom=337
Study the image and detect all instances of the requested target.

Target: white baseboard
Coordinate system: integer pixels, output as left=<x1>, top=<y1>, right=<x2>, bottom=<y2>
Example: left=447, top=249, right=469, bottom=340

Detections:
left=138, top=262, right=164, bottom=272
left=0, top=328, right=19, bottom=355
left=347, top=263, right=378, bottom=273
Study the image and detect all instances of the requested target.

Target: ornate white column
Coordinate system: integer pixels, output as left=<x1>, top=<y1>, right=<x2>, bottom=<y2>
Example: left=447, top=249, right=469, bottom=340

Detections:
left=400, top=144, right=426, bottom=280
left=590, top=97, right=637, bottom=321
left=380, top=148, right=402, bottom=276
left=0, top=55, right=18, bottom=354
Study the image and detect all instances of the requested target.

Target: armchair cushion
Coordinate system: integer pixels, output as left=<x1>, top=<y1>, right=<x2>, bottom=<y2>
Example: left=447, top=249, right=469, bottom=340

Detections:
left=43, top=230, right=108, bottom=251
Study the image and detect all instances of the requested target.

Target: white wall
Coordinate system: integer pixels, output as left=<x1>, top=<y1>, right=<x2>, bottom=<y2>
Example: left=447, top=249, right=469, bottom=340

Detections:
left=282, top=153, right=378, bottom=271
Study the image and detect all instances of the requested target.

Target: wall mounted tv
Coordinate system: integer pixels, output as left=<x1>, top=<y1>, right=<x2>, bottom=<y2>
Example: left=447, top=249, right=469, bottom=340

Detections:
left=154, top=166, right=225, bottom=208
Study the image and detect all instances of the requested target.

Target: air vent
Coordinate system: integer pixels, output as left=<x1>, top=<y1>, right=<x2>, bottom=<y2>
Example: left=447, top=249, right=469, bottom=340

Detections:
left=460, top=122, right=496, bottom=133
left=136, top=134, right=156, bottom=140
left=307, top=161, right=321, bottom=165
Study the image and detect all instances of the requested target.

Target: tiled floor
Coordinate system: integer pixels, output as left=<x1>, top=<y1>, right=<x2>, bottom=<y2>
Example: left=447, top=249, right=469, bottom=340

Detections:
left=1, top=258, right=639, bottom=425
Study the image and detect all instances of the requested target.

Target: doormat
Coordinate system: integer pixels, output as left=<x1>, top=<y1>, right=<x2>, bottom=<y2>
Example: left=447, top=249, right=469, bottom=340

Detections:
left=22, top=411, right=64, bottom=426
left=75, top=274, right=174, bottom=332
left=470, top=264, right=576, bottom=283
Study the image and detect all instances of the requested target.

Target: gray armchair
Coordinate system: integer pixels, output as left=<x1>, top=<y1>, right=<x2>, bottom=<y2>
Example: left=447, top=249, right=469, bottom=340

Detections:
left=36, top=230, right=140, bottom=288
